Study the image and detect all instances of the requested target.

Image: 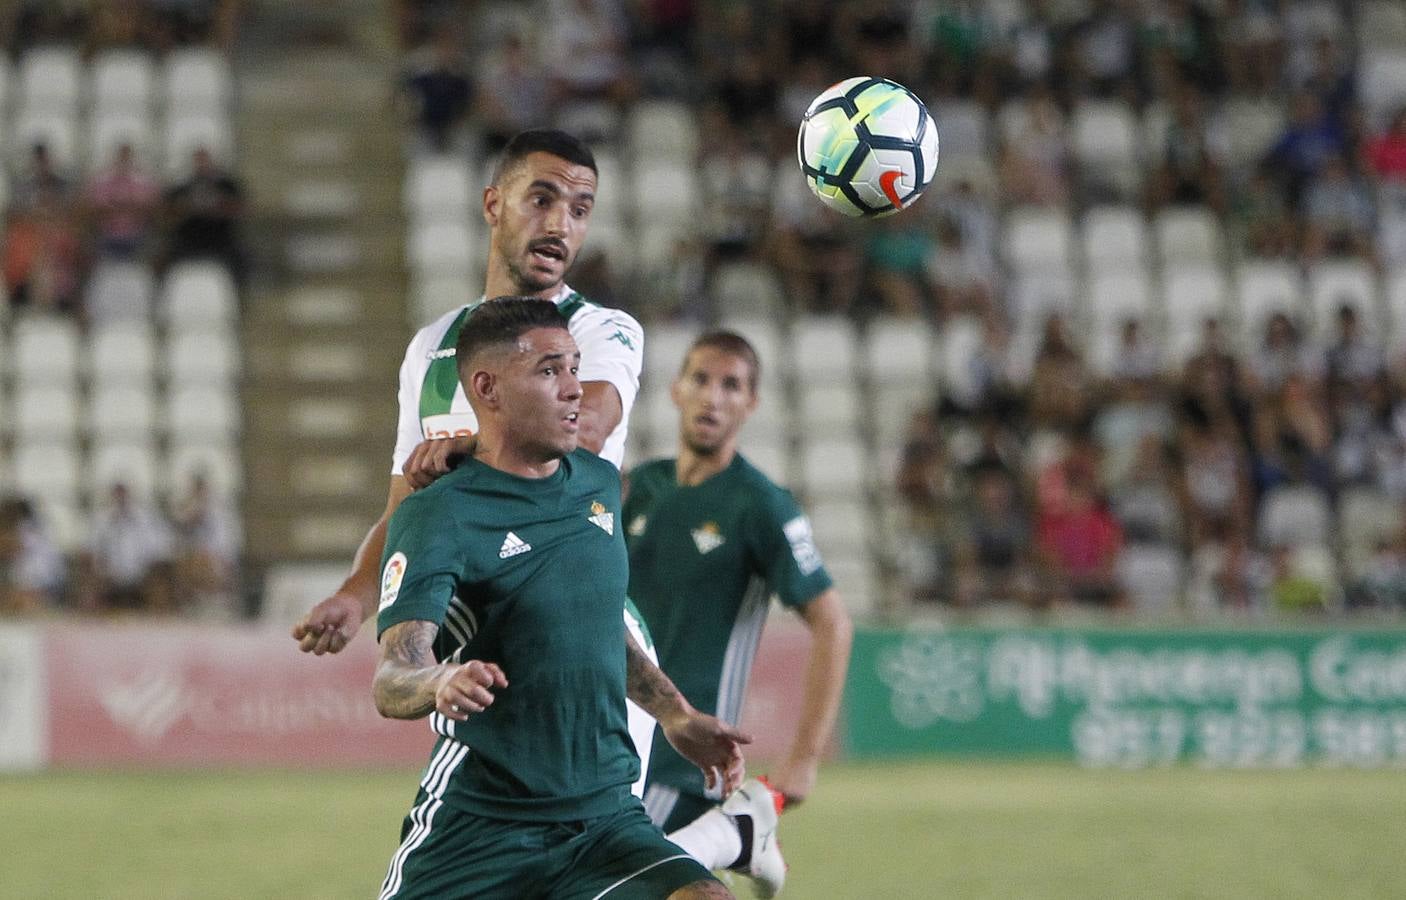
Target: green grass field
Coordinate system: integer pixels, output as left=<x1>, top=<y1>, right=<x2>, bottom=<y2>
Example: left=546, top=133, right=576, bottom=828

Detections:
left=3, top=760, right=1404, bottom=899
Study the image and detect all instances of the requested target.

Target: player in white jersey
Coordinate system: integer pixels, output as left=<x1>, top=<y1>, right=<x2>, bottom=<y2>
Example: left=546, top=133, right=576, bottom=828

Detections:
left=291, top=131, right=778, bottom=888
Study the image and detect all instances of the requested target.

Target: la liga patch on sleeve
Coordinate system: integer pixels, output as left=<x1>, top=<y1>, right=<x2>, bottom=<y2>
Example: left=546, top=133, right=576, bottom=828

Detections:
left=379, top=551, right=407, bottom=611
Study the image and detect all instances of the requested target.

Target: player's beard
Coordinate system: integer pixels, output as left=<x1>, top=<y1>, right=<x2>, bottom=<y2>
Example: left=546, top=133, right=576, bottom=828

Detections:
left=504, top=248, right=566, bottom=295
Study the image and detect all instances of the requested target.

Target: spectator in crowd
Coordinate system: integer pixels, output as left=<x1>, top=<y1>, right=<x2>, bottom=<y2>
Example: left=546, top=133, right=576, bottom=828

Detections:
left=12, top=143, right=71, bottom=213
left=862, top=210, right=938, bottom=318
left=1027, top=314, right=1094, bottom=432
left=1325, top=303, right=1385, bottom=398
left=953, top=464, right=1035, bottom=609
left=1036, top=465, right=1124, bottom=608
left=1366, top=108, right=1406, bottom=185
left=1148, top=86, right=1226, bottom=213
left=1188, top=522, right=1272, bottom=616
left=163, top=146, right=247, bottom=287
left=1266, top=91, right=1346, bottom=202
left=1107, top=318, right=1164, bottom=385
left=1179, top=414, right=1253, bottom=547
left=0, top=498, right=65, bottom=613
left=85, top=142, right=161, bottom=260
left=400, top=29, right=474, bottom=153
left=1246, top=312, right=1321, bottom=396
left=171, top=472, right=241, bottom=614
left=542, top=0, right=632, bottom=104
left=78, top=483, right=176, bottom=613
left=998, top=85, right=1071, bottom=206
left=895, top=406, right=955, bottom=604
left=1236, top=166, right=1298, bottom=259
left=1267, top=544, right=1332, bottom=613
left=1349, top=532, right=1406, bottom=611
left=1300, top=153, right=1375, bottom=262
left=766, top=171, right=863, bottom=313
left=696, top=120, right=774, bottom=289
left=2, top=191, right=84, bottom=313
left=475, top=33, right=550, bottom=154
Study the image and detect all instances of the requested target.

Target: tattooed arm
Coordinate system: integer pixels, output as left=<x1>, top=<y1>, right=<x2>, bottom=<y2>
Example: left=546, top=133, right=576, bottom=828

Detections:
left=374, top=620, right=508, bottom=720
left=625, top=631, right=752, bottom=794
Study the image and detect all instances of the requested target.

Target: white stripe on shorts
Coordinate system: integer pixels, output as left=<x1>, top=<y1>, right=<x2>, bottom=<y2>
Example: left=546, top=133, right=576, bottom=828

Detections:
left=591, top=853, right=692, bottom=900
left=378, top=741, right=469, bottom=900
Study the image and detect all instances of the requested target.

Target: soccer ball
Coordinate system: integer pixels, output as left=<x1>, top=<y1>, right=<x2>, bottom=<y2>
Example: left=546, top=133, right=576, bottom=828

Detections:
left=797, top=76, right=940, bottom=218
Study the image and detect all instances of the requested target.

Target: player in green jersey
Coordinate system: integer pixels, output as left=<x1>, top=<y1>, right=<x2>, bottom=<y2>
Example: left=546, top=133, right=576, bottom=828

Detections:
left=374, top=299, right=746, bottom=899
left=627, top=332, right=854, bottom=898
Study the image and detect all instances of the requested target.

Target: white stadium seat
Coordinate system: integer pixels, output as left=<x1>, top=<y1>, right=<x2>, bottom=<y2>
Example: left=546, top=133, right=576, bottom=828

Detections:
left=1358, top=1, right=1406, bottom=51
left=91, top=49, right=157, bottom=112
left=168, top=385, right=242, bottom=441
left=792, top=315, right=858, bottom=381
left=712, top=261, right=785, bottom=322
left=1235, top=261, right=1306, bottom=349
left=163, top=112, right=234, bottom=176
left=404, top=154, right=475, bottom=219
left=87, top=260, right=156, bottom=322
left=865, top=316, right=935, bottom=383
left=0, top=58, right=10, bottom=115
left=1155, top=206, right=1222, bottom=266
left=12, top=383, right=80, bottom=440
left=1308, top=260, right=1381, bottom=340
left=167, top=331, right=242, bottom=384
left=10, top=441, right=81, bottom=501
left=797, top=381, right=862, bottom=434
left=408, top=220, right=474, bottom=274
left=632, top=161, right=699, bottom=226
left=18, top=47, right=82, bottom=110
left=642, top=321, right=695, bottom=384
left=626, top=100, right=699, bottom=161
left=1210, top=99, right=1285, bottom=171
left=88, top=109, right=156, bottom=170
left=1083, top=205, right=1148, bottom=273
left=10, top=316, right=81, bottom=384
left=799, top=435, right=868, bottom=498
left=932, top=100, right=989, bottom=160
left=1164, top=266, right=1231, bottom=363
left=162, top=261, right=238, bottom=328
left=1071, top=100, right=1141, bottom=194
left=1387, top=269, right=1406, bottom=352
left=164, top=48, right=232, bottom=112
left=1361, top=51, right=1406, bottom=122
left=10, top=106, right=79, bottom=170
left=1003, top=207, right=1074, bottom=273
left=167, top=440, right=244, bottom=497
left=88, top=384, right=158, bottom=441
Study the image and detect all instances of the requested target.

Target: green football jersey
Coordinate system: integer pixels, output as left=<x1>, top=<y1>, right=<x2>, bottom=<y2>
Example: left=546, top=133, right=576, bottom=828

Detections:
left=624, top=454, right=834, bottom=799
left=377, top=449, right=637, bottom=822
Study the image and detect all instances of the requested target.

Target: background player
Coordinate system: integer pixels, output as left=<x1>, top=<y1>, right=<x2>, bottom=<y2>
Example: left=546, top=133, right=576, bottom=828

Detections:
left=374, top=298, right=743, bottom=899
left=627, top=331, right=854, bottom=897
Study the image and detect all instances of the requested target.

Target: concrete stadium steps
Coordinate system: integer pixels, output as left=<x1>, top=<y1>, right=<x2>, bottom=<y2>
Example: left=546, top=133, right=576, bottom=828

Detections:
left=237, top=40, right=408, bottom=566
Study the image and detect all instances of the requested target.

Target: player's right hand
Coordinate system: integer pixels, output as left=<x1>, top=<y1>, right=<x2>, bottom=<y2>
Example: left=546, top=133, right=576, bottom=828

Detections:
left=434, top=660, right=509, bottom=720
left=291, top=591, right=364, bottom=655
left=402, top=435, right=476, bottom=490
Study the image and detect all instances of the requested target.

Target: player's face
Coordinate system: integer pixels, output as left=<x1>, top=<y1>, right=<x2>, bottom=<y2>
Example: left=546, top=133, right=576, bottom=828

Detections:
left=485, top=152, right=596, bottom=294
left=672, top=347, right=758, bottom=455
left=499, top=326, right=584, bottom=460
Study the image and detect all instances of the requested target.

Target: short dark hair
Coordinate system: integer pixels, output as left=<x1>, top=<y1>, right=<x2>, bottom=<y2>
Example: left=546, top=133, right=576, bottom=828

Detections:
left=491, top=129, right=597, bottom=186
left=683, top=330, right=761, bottom=392
left=455, top=297, right=567, bottom=380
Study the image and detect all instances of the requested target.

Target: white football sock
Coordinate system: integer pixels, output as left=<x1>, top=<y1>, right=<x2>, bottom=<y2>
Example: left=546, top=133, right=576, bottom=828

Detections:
left=667, top=808, right=743, bottom=870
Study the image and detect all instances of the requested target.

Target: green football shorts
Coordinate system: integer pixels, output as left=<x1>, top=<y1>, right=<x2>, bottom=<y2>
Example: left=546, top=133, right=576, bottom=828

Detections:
left=379, top=796, right=716, bottom=899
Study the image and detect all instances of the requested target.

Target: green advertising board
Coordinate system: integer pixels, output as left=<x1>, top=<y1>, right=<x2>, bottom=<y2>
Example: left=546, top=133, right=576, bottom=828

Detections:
left=846, top=626, right=1406, bottom=768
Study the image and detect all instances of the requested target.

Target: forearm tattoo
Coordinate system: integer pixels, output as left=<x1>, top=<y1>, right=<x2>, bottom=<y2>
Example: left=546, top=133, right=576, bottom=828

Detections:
left=373, top=620, right=443, bottom=719
left=625, top=632, right=685, bottom=722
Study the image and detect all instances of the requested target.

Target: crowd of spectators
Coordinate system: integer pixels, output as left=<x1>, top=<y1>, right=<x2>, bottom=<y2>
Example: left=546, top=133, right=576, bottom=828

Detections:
left=0, top=475, right=241, bottom=616
left=2, top=0, right=242, bottom=56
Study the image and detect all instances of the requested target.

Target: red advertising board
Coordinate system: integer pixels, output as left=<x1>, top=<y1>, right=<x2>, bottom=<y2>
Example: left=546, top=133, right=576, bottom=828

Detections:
left=45, top=622, right=433, bottom=767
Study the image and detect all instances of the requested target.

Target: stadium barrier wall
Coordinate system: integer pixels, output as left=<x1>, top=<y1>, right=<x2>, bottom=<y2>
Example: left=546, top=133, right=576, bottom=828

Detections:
left=0, top=619, right=818, bottom=771
left=845, top=624, right=1406, bottom=768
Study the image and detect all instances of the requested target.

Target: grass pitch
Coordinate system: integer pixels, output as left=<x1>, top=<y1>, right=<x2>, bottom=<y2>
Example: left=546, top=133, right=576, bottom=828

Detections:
left=2, top=760, right=1403, bottom=898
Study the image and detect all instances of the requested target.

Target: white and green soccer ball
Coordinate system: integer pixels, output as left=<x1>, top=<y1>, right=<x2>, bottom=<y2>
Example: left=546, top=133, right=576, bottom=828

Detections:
left=797, top=76, right=940, bottom=217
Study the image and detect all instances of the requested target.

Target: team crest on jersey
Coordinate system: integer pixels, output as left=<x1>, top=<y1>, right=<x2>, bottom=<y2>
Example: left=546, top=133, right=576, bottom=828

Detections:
left=628, top=514, right=647, bottom=536
left=379, top=552, right=407, bottom=611
left=588, top=500, right=615, bottom=535
left=691, top=522, right=725, bottom=555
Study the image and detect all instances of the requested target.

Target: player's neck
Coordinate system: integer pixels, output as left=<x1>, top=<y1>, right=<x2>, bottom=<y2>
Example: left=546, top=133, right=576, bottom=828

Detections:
left=674, top=445, right=736, bottom=487
left=473, top=433, right=563, bottom=479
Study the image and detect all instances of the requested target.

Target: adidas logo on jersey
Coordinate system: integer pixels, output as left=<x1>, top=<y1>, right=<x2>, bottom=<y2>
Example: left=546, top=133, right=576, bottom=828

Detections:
left=691, top=523, right=725, bottom=555
left=498, top=532, right=532, bottom=559
left=588, top=500, right=614, bottom=535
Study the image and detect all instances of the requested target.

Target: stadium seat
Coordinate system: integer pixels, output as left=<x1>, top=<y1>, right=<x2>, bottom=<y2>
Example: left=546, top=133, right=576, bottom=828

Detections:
left=407, top=220, right=475, bottom=275
left=411, top=274, right=472, bottom=324
left=0, top=57, right=9, bottom=114
left=86, top=260, right=156, bottom=322
left=1071, top=100, right=1141, bottom=196
left=1082, top=205, right=1149, bottom=274
left=167, top=331, right=242, bottom=384
left=1086, top=270, right=1158, bottom=374
left=792, top=315, right=858, bottom=381
left=12, top=383, right=80, bottom=440
left=88, top=383, right=158, bottom=441
left=1163, top=265, right=1232, bottom=363
left=403, top=154, right=474, bottom=220
left=871, top=383, right=934, bottom=453
left=626, top=99, right=698, bottom=161
left=87, top=440, right=160, bottom=501
left=1140, top=101, right=1171, bottom=161
left=642, top=321, right=696, bottom=385
left=712, top=261, right=785, bottom=322
left=167, top=440, right=243, bottom=497
left=1307, top=260, right=1381, bottom=341
left=1212, top=99, right=1285, bottom=171
left=10, top=440, right=81, bottom=502
left=809, top=496, right=872, bottom=560
left=91, top=49, right=157, bottom=112
left=9, top=316, right=81, bottom=384
left=931, top=100, right=989, bottom=161
left=798, top=435, right=868, bottom=498
left=32, top=495, right=86, bottom=554
left=1386, top=269, right=1406, bottom=351
left=1360, top=51, right=1406, bottom=122
left=163, top=48, right=232, bottom=113
left=1009, top=269, right=1078, bottom=339
left=1258, top=484, right=1332, bottom=549
left=10, top=105, right=79, bottom=170
left=163, top=111, right=234, bottom=177
left=739, top=437, right=789, bottom=486
left=88, top=109, right=156, bottom=170
left=797, top=380, right=863, bottom=434
left=641, top=381, right=679, bottom=450
left=167, top=385, right=242, bottom=440
left=864, top=316, right=935, bottom=383
left=1003, top=207, right=1074, bottom=273
left=17, top=46, right=82, bottom=110
left=586, top=148, right=624, bottom=229
left=1338, top=486, right=1403, bottom=575
left=1117, top=543, right=1185, bottom=614
left=1358, top=1, right=1406, bottom=51
left=1154, top=206, right=1222, bottom=267
left=1235, top=261, right=1306, bottom=350
left=161, top=261, right=238, bottom=328
left=632, top=160, right=699, bottom=226
left=823, top=553, right=875, bottom=616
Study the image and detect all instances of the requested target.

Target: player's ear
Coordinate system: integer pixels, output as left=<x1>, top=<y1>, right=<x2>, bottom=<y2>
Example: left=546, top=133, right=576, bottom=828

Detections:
left=669, top=374, right=685, bottom=410
left=470, top=370, right=498, bottom=409
left=483, top=184, right=501, bottom=227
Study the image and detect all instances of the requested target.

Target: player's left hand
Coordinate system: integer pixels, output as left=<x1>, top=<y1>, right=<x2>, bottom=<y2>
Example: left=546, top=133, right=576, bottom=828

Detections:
left=402, top=435, right=476, bottom=489
left=662, top=712, right=752, bottom=797
left=766, top=756, right=820, bottom=807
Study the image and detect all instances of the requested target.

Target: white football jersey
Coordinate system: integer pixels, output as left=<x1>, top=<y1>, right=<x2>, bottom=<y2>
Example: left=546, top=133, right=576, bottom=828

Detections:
left=392, top=284, right=644, bottom=474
